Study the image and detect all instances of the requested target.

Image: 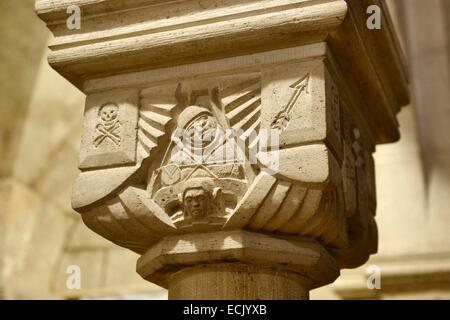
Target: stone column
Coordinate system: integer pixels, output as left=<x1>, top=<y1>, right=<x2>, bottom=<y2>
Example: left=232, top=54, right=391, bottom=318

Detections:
left=36, top=0, right=409, bottom=300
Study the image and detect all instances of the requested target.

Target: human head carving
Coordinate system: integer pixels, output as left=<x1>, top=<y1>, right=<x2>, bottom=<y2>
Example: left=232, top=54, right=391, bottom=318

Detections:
left=180, top=179, right=223, bottom=219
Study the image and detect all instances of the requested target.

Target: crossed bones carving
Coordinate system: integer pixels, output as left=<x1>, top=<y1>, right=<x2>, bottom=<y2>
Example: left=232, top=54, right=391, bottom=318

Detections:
left=93, top=103, right=122, bottom=148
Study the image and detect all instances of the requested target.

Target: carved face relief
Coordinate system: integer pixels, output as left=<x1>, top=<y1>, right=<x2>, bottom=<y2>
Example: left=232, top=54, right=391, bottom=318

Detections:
left=183, top=187, right=211, bottom=218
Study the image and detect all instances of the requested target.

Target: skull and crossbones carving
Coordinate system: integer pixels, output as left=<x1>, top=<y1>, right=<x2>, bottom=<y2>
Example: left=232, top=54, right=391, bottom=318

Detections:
left=93, top=103, right=122, bottom=148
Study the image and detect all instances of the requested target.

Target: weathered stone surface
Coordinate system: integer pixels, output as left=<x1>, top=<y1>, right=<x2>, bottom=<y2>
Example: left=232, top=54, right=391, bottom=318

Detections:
left=169, top=264, right=311, bottom=300
left=79, top=90, right=140, bottom=170
left=36, top=0, right=409, bottom=300
left=137, top=231, right=339, bottom=289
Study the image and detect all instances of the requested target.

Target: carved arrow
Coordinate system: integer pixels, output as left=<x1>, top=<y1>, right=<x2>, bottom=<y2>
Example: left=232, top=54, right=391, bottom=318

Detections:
left=271, top=73, right=310, bottom=131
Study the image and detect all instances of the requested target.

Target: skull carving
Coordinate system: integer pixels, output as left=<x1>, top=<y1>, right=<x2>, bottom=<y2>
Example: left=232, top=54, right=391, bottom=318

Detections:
left=100, top=103, right=119, bottom=124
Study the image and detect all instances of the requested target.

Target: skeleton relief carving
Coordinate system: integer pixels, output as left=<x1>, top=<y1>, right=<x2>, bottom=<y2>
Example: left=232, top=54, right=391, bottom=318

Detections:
left=78, top=91, right=139, bottom=170
left=94, top=102, right=122, bottom=148
left=151, top=96, right=249, bottom=230
left=74, top=67, right=376, bottom=267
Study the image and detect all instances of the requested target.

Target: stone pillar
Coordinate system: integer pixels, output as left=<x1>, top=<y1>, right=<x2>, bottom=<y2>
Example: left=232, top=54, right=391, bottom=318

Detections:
left=36, top=0, right=409, bottom=300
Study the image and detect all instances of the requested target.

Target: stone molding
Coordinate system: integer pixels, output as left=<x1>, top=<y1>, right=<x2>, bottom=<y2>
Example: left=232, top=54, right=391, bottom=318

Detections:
left=36, top=0, right=408, bottom=143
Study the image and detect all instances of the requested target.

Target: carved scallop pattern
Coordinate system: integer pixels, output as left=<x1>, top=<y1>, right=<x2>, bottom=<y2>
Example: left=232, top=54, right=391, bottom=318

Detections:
left=137, top=97, right=176, bottom=159
left=221, top=77, right=262, bottom=148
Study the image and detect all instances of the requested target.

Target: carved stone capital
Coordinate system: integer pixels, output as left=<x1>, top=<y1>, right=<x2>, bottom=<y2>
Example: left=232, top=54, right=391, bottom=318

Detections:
left=37, top=0, right=409, bottom=299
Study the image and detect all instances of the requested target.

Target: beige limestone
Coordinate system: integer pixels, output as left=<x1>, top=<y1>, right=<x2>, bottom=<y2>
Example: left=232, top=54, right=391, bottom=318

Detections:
left=169, top=264, right=311, bottom=300
left=1, top=0, right=155, bottom=300
left=35, top=0, right=409, bottom=300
